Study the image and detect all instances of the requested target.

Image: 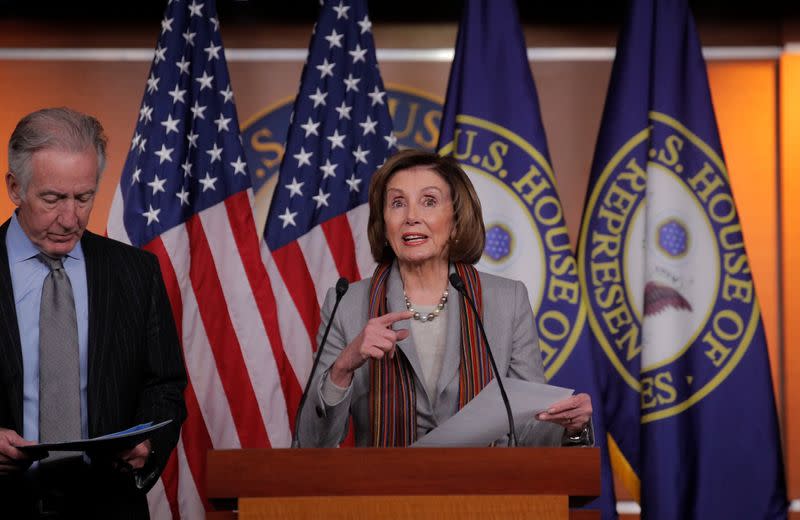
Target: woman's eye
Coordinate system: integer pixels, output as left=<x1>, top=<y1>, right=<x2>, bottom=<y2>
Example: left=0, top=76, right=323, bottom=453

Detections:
left=423, top=196, right=437, bottom=207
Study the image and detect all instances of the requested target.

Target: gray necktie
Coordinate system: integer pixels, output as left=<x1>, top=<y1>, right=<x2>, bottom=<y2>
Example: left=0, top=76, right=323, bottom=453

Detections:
left=37, top=253, right=81, bottom=447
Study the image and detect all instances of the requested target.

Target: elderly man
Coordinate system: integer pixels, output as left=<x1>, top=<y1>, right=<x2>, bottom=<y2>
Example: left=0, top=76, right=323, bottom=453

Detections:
left=0, top=107, right=187, bottom=519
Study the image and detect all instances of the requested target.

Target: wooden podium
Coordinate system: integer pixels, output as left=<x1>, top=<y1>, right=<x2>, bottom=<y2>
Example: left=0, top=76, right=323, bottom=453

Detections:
left=207, top=447, right=600, bottom=520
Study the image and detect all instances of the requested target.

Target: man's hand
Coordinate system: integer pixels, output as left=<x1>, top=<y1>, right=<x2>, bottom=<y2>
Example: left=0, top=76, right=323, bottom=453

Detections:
left=114, top=440, right=152, bottom=472
left=0, top=428, right=34, bottom=474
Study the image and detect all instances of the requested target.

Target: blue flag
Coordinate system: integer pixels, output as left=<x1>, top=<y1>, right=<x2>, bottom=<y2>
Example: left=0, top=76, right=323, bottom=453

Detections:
left=577, top=1, right=787, bottom=518
left=437, top=1, right=617, bottom=517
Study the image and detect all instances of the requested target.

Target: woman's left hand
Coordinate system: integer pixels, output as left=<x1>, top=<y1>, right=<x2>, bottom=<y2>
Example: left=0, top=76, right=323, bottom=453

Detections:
left=536, top=393, right=592, bottom=434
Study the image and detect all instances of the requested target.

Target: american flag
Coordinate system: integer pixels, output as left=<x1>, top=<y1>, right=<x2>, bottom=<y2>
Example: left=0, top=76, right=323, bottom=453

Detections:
left=263, top=0, right=396, bottom=419
left=107, top=0, right=293, bottom=517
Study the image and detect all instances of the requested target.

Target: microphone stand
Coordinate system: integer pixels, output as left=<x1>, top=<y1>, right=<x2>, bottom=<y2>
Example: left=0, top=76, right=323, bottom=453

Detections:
left=449, top=273, right=518, bottom=447
left=291, top=277, right=349, bottom=448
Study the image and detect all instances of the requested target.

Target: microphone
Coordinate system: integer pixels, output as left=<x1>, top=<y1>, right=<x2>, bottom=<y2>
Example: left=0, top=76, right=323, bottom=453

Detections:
left=292, top=276, right=349, bottom=448
left=449, top=272, right=518, bottom=447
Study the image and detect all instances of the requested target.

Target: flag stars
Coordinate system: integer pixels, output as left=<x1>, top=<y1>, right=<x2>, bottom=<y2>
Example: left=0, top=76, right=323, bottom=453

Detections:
left=316, top=58, right=335, bottom=79
left=175, top=56, right=191, bottom=75
left=384, top=132, right=398, bottom=148
left=293, top=147, right=313, bottom=167
left=325, top=29, right=343, bottom=49
left=131, top=168, right=142, bottom=185
left=175, top=187, right=190, bottom=206
left=359, top=115, right=378, bottom=135
left=161, top=114, right=181, bottom=134
left=187, top=130, right=199, bottom=148
left=349, top=44, right=367, bottom=64
left=312, top=188, right=331, bottom=208
left=352, top=145, right=369, bottom=164
left=278, top=207, right=298, bottom=228
left=346, top=173, right=362, bottom=192
left=204, top=42, right=222, bottom=61
left=147, top=174, right=167, bottom=195
left=343, top=73, right=360, bottom=92
left=146, top=73, right=160, bottom=94
left=327, top=129, right=346, bottom=150
left=139, top=104, right=153, bottom=123
left=230, top=156, right=247, bottom=175
left=199, top=172, right=218, bottom=192
left=368, top=86, right=386, bottom=106
left=154, top=45, right=168, bottom=64
left=196, top=71, right=214, bottom=91
left=138, top=138, right=147, bottom=153
left=161, top=17, right=173, bottom=34
left=335, top=101, right=352, bottom=120
left=320, top=159, right=337, bottom=179
left=214, top=114, right=232, bottom=132
left=182, top=29, right=196, bottom=46
left=309, top=88, right=328, bottom=108
left=206, top=143, right=223, bottom=163
left=284, top=177, right=304, bottom=197
left=155, top=144, right=174, bottom=164
left=300, top=117, right=320, bottom=137
left=332, top=1, right=350, bottom=19
left=142, top=204, right=161, bottom=225
left=168, top=85, right=187, bottom=104
left=130, top=133, right=141, bottom=151
left=220, top=85, right=234, bottom=103
left=190, top=101, right=207, bottom=120
left=181, top=158, right=193, bottom=177
left=358, top=15, right=372, bottom=34
left=210, top=16, right=220, bottom=31
left=188, top=0, right=204, bottom=17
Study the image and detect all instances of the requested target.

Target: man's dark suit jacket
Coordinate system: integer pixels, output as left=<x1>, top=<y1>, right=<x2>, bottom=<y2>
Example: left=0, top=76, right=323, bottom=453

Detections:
left=0, top=220, right=187, bottom=519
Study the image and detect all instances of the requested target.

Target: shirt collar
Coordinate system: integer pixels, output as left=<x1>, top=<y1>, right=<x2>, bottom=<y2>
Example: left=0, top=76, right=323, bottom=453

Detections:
left=7, top=211, right=84, bottom=264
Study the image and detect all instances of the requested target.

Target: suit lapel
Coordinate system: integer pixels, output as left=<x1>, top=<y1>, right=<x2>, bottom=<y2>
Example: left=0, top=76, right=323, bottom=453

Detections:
left=435, top=266, right=464, bottom=399
left=436, top=278, right=463, bottom=401
left=82, top=231, right=109, bottom=435
left=0, top=220, right=24, bottom=431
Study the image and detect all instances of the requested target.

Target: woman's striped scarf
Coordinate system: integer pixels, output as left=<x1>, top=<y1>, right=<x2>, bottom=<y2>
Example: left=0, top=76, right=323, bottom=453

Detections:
left=367, top=262, right=492, bottom=447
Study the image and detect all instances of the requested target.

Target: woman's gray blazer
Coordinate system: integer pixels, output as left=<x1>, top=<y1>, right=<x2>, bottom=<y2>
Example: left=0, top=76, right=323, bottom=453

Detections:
left=297, top=263, right=565, bottom=447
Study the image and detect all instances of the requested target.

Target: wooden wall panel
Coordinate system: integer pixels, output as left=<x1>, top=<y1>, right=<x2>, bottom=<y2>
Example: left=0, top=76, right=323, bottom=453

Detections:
left=707, top=61, right=781, bottom=407
left=0, top=60, right=148, bottom=232
left=780, top=53, right=800, bottom=500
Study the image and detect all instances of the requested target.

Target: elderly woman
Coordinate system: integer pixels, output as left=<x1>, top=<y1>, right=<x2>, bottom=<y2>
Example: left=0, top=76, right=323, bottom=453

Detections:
left=297, top=149, right=592, bottom=448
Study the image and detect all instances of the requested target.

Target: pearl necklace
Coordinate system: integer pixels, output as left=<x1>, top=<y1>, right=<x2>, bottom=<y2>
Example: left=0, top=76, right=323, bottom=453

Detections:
left=404, top=290, right=449, bottom=323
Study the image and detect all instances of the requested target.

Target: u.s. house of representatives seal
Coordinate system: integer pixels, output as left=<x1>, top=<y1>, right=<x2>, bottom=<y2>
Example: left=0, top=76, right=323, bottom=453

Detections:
left=579, top=112, right=761, bottom=422
left=440, top=115, right=586, bottom=379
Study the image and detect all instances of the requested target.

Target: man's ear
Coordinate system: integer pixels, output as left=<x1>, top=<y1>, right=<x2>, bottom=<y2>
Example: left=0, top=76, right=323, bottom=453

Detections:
left=6, top=172, right=23, bottom=206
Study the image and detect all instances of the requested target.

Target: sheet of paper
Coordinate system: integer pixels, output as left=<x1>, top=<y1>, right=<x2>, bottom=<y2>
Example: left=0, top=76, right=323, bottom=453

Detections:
left=411, top=378, right=573, bottom=447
